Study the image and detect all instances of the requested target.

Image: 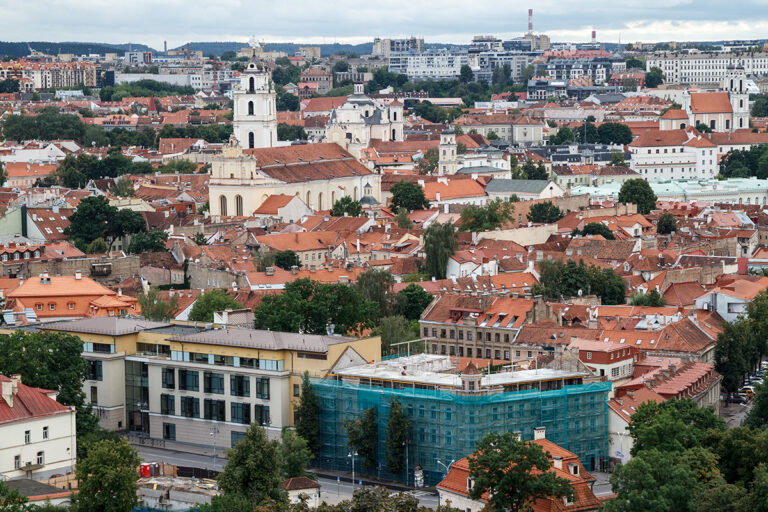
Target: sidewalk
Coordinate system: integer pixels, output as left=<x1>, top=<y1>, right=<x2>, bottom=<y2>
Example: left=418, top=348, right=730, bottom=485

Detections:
left=308, top=466, right=437, bottom=495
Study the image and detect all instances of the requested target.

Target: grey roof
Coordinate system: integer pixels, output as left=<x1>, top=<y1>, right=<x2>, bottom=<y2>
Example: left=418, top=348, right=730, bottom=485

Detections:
left=456, top=165, right=505, bottom=174
left=7, top=479, right=69, bottom=498
left=484, top=179, right=552, bottom=194
left=168, top=328, right=356, bottom=353
left=41, top=317, right=172, bottom=336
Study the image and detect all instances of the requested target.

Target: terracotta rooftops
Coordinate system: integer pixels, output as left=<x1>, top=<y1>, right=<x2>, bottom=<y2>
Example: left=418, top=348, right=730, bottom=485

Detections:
left=241, top=143, right=372, bottom=183
left=0, top=375, right=73, bottom=425
left=690, top=92, right=733, bottom=114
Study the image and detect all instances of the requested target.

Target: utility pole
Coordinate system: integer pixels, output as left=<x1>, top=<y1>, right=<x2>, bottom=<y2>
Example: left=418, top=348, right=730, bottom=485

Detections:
left=348, top=451, right=358, bottom=489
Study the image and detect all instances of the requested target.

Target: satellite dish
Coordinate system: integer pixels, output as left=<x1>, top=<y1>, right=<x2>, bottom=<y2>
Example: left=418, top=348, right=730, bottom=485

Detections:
left=578, top=289, right=583, bottom=297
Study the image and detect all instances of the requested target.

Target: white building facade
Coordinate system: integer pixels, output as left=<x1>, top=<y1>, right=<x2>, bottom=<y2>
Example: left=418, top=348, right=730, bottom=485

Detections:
left=232, top=62, right=277, bottom=149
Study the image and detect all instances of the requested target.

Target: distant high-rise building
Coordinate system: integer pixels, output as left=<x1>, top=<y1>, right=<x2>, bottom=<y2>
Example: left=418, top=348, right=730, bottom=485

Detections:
left=372, top=37, right=424, bottom=59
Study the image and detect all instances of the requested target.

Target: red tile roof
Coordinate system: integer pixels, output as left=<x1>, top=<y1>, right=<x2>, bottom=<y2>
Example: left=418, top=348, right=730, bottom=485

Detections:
left=690, top=92, right=732, bottom=114
left=241, top=143, right=372, bottom=183
left=0, top=375, right=73, bottom=425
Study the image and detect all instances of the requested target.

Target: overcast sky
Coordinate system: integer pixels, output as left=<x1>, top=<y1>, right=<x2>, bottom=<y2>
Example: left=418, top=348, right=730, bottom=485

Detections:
left=2, top=0, right=768, bottom=49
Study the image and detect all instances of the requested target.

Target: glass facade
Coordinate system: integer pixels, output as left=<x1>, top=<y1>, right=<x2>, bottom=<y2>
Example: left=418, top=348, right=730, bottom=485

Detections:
left=313, top=378, right=611, bottom=486
left=125, top=360, right=149, bottom=434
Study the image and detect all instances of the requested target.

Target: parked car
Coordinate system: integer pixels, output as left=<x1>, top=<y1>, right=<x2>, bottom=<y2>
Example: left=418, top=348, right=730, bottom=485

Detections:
left=741, top=386, right=756, bottom=398
left=728, top=395, right=749, bottom=404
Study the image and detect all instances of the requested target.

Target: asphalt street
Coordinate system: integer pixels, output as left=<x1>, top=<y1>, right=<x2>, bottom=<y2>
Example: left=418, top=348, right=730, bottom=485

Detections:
left=135, top=445, right=440, bottom=509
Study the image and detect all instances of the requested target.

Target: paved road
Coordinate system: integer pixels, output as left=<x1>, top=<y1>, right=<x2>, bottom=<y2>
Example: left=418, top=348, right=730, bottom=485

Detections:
left=135, top=445, right=440, bottom=509
left=720, top=401, right=751, bottom=428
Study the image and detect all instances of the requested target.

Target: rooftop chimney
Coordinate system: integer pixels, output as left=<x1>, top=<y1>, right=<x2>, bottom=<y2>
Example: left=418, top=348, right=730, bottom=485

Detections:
left=74, top=270, right=82, bottom=280
left=533, top=426, right=546, bottom=440
left=1, top=374, right=20, bottom=407
left=553, top=456, right=563, bottom=470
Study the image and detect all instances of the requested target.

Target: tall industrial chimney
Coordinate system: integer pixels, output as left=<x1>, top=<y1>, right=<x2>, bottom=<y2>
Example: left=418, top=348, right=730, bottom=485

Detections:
left=164, top=40, right=167, bottom=53
left=591, top=30, right=597, bottom=43
left=528, top=9, right=533, bottom=33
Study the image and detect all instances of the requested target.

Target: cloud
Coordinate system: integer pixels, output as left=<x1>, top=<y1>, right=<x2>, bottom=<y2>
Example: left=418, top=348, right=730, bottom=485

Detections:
left=1, top=0, right=766, bottom=49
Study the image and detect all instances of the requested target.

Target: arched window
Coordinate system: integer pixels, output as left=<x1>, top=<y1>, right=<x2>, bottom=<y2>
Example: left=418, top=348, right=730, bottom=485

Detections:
left=306, top=191, right=311, bottom=209
left=248, top=132, right=254, bottom=149
left=235, top=195, right=243, bottom=217
left=248, top=101, right=254, bottom=115
left=392, top=129, right=396, bottom=140
left=249, top=76, right=255, bottom=92
left=317, top=192, right=323, bottom=211
left=219, top=195, right=227, bottom=216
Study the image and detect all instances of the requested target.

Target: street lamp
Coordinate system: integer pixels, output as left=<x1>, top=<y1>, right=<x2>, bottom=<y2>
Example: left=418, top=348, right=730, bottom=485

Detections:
left=402, top=440, right=410, bottom=485
left=348, top=451, right=358, bottom=488
left=436, top=459, right=455, bottom=475
left=210, top=426, right=220, bottom=472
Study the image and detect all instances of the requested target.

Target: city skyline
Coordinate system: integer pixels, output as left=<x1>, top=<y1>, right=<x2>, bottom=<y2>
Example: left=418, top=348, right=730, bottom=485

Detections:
left=2, top=0, right=768, bottom=50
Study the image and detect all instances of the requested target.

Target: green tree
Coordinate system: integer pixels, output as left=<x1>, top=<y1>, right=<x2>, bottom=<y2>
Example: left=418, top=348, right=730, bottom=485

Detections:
left=627, top=399, right=725, bottom=457
left=277, top=123, right=308, bottom=141
left=656, top=213, right=677, bottom=234
left=619, top=178, right=657, bottom=214
left=573, top=121, right=599, bottom=143
left=66, top=196, right=146, bottom=249
left=330, top=196, right=363, bottom=217
left=0, top=480, right=31, bottom=512
left=605, top=449, right=699, bottom=512
left=696, top=122, right=713, bottom=133
left=86, top=237, right=109, bottom=254
left=189, top=289, right=243, bottom=322
left=468, top=431, right=573, bottom=512
left=597, top=123, right=633, bottom=145
left=527, top=201, right=564, bottom=223
left=294, top=372, right=321, bottom=456
left=417, top=147, right=439, bottom=174
left=74, top=438, right=140, bottom=512
left=274, top=250, right=301, bottom=270
left=486, top=130, right=499, bottom=140
left=345, top=407, right=378, bottom=471
left=218, top=424, right=287, bottom=507
left=611, top=150, right=628, bottom=167
left=709, top=427, right=768, bottom=486
left=625, top=57, right=645, bottom=69
left=630, top=289, right=666, bottom=307
left=715, top=318, right=753, bottom=398
left=572, top=222, right=615, bottom=239
left=549, top=127, right=575, bottom=145
left=127, top=230, right=168, bottom=254
left=385, top=397, right=411, bottom=477
left=459, top=199, right=515, bottom=232
left=424, top=222, right=457, bottom=279
left=253, top=279, right=378, bottom=335
left=0, top=331, right=99, bottom=441
left=111, top=176, right=134, bottom=197
left=589, top=266, right=627, bottom=305
left=193, top=232, right=208, bottom=245
left=281, top=428, right=314, bottom=479
left=520, top=64, right=535, bottom=84
left=378, top=315, right=418, bottom=355
left=332, top=60, right=350, bottom=73
left=459, top=64, right=474, bottom=83
left=138, top=288, right=179, bottom=321
left=646, top=67, right=665, bottom=88
left=0, top=78, right=20, bottom=93
left=390, top=180, right=430, bottom=211
left=744, top=379, right=768, bottom=429
left=276, top=91, right=300, bottom=111
left=394, top=283, right=434, bottom=321
left=356, top=268, right=394, bottom=319
left=393, top=207, right=413, bottom=229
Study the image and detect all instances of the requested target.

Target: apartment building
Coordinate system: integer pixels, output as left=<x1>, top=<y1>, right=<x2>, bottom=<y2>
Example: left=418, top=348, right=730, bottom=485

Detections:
left=537, top=58, right=626, bottom=85
left=0, top=374, right=77, bottom=481
left=418, top=294, right=554, bottom=361
left=372, top=37, right=424, bottom=59
left=389, top=49, right=468, bottom=80
left=627, top=129, right=718, bottom=180
left=645, top=52, right=768, bottom=85
left=36, top=318, right=380, bottom=450
left=0, top=60, right=97, bottom=90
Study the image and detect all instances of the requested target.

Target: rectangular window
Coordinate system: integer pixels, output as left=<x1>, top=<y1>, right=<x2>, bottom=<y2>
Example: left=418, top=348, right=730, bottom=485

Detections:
left=231, top=431, right=245, bottom=448
left=179, top=370, right=199, bottom=391
left=162, top=368, right=175, bottom=389
left=180, top=397, right=200, bottom=418
left=204, top=399, right=226, bottom=421
left=256, top=378, right=270, bottom=399
left=293, top=384, right=300, bottom=397
left=86, top=360, right=103, bottom=381
left=37, top=451, right=44, bottom=465
left=204, top=372, right=224, bottom=394
left=24, top=430, right=30, bottom=444
left=231, top=375, right=251, bottom=397
left=91, top=386, right=98, bottom=404
left=163, top=423, right=176, bottom=441
left=255, top=404, right=270, bottom=426
left=231, top=402, right=251, bottom=425
left=42, top=426, right=49, bottom=439
left=160, top=394, right=175, bottom=415
left=14, top=455, right=20, bottom=469
left=467, top=331, right=473, bottom=341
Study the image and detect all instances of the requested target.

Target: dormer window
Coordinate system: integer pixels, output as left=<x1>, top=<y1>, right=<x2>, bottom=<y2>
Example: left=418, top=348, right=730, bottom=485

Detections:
left=467, top=477, right=475, bottom=491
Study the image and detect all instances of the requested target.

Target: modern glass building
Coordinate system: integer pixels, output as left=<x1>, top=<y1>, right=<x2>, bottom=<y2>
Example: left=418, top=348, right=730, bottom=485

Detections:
left=313, top=354, right=611, bottom=486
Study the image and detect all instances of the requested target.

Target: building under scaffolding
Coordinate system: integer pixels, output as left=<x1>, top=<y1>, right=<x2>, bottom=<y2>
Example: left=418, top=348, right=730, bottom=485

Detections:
left=314, top=354, right=611, bottom=486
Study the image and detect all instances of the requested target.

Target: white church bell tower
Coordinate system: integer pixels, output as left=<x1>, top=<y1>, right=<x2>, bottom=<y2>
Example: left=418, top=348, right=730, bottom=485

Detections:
left=233, top=62, right=277, bottom=149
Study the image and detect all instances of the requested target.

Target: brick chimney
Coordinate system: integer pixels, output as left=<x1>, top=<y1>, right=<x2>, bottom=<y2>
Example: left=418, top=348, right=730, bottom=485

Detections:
left=1, top=374, right=21, bottom=407
left=553, top=456, right=563, bottom=470
left=533, top=426, right=546, bottom=440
